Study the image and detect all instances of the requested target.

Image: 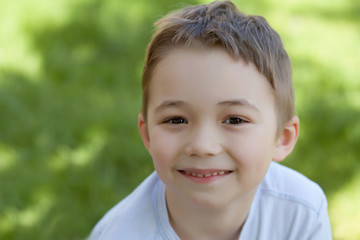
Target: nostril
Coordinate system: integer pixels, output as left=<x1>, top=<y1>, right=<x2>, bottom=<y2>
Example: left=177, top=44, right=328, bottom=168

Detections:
left=184, top=141, right=223, bottom=157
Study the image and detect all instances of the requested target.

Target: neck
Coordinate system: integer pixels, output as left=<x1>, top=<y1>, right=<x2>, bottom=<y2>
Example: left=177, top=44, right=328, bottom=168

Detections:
left=165, top=188, right=257, bottom=240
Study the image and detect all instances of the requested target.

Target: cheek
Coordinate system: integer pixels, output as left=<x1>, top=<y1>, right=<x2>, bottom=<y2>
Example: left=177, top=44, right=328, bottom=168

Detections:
left=228, top=130, right=275, bottom=168
left=149, top=129, right=180, bottom=166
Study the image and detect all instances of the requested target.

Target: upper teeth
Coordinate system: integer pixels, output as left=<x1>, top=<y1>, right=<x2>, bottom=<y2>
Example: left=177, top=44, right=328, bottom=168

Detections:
left=184, top=170, right=229, bottom=178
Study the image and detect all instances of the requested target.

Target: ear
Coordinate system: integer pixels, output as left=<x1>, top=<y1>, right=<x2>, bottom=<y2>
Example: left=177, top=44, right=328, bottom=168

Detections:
left=272, top=116, right=299, bottom=162
left=138, top=113, right=151, bottom=151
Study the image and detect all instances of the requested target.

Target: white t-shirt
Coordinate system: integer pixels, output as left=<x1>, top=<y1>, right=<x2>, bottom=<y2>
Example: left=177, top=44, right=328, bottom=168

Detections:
left=88, top=162, right=332, bottom=240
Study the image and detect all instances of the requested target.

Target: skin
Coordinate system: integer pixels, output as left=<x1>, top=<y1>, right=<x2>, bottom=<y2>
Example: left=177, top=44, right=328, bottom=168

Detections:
left=138, top=47, right=299, bottom=240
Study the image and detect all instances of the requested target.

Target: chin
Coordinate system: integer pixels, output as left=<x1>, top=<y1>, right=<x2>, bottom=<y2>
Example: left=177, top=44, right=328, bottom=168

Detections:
left=184, top=192, right=231, bottom=210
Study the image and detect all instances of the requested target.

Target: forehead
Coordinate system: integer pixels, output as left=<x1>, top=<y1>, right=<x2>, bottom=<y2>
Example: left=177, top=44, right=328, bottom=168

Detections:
left=149, top=47, right=275, bottom=112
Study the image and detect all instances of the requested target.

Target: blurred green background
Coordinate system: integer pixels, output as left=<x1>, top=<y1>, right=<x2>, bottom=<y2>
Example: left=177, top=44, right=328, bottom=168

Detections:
left=0, top=0, right=359, bottom=239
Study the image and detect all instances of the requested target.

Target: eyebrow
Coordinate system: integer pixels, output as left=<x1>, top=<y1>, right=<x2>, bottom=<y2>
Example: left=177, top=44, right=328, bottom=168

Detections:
left=154, top=99, right=260, bottom=113
left=218, top=99, right=260, bottom=112
left=154, top=100, right=186, bottom=113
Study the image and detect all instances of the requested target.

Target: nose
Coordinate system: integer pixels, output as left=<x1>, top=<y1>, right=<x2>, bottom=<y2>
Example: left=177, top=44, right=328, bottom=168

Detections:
left=184, top=124, right=223, bottom=157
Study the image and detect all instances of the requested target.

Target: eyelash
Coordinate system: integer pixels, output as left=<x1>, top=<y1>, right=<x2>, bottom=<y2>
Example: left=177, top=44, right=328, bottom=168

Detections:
left=162, top=116, right=188, bottom=124
left=162, top=116, right=248, bottom=125
left=223, top=116, right=248, bottom=125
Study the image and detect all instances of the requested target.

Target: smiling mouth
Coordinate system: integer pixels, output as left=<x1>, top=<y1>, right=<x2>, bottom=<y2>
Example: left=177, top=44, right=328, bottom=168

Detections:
left=178, top=170, right=233, bottom=178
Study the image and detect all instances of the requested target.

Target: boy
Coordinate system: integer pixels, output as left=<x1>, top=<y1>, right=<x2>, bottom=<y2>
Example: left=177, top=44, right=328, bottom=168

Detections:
left=89, top=1, right=332, bottom=239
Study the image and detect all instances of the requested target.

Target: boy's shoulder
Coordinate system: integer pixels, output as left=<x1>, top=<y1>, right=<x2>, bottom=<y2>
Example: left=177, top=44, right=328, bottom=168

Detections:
left=259, top=161, right=326, bottom=212
left=238, top=162, right=332, bottom=240
left=88, top=172, right=164, bottom=240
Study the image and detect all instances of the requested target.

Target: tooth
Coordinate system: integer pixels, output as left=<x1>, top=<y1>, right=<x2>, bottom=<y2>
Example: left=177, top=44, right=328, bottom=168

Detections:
left=185, top=171, right=191, bottom=175
left=205, top=174, right=211, bottom=177
left=218, top=171, right=225, bottom=175
left=196, top=174, right=204, bottom=177
left=191, top=173, right=197, bottom=176
left=212, top=172, right=218, bottom=176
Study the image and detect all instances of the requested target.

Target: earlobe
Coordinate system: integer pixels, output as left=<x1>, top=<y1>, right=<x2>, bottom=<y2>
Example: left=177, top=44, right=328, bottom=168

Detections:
left=272, top=116, right=299, bottom=162
left=138, top=113, right=151, bottom=151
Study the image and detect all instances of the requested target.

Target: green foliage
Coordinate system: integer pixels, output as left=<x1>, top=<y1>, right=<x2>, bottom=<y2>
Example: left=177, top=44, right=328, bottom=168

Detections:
left=0, top=0, right=359, bottom=239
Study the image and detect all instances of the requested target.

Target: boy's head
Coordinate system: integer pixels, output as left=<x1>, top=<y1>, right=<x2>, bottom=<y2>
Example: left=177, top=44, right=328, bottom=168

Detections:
left=141, top=0, right=294, bottom=136
left=138, top=1, right=299, bottom=209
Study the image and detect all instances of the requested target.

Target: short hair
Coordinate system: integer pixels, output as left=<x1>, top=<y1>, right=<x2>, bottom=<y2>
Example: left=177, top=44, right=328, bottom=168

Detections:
left=141, top=0, right=295, bottom=135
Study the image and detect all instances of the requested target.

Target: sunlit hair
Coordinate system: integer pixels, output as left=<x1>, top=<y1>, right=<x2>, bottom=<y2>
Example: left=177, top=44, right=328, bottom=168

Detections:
left=141, top=0, right=295, bottom=135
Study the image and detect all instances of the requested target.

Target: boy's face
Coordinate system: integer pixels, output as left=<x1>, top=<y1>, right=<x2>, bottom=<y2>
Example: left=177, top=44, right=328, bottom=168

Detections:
left=139, top=47, right=286, bottom=208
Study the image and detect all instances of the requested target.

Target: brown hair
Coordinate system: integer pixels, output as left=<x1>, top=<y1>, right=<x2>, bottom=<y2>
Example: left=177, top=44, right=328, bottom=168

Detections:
left=141, top=1, right=295, bottom=134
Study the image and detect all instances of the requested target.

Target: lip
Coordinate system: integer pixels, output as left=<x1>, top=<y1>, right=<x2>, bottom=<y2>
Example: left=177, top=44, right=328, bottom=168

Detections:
left=178, top=169, right=233, bottom=184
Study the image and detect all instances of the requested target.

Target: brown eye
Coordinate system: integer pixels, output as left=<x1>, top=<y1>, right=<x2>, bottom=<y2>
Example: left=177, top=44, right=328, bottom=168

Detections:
left=223, top=117, right=246, bottom=124
left=164, top=117, right=188, bottom=124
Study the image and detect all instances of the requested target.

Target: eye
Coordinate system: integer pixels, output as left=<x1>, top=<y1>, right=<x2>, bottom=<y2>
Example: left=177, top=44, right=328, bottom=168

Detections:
left=163, top=116, right=188, bottom=124
left=223, top=116, right=247, bottom=125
